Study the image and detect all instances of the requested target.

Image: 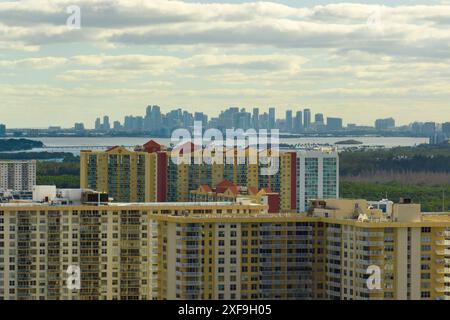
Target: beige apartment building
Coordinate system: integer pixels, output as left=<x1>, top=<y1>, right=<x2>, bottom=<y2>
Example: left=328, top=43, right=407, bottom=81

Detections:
left=1, top=196, right=450, bottom=300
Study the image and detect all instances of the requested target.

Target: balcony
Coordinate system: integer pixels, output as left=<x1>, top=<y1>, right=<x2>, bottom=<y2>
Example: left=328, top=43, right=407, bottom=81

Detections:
left=358, top=240, right=385, bottom=247
left=435, top=287, right=450, bottom=293
left=436, top=240, right=450, bottom=246
left=357, top=259, right=384, bottom=266
left=436, top=231, right=450, bottom=237
left=436, top=258, right=450, bottom=265
left=327, top=236, right=341, bottom=242
left=436, top=268, right=450, bottom=274
left=435, top=277, right=450, bottom=283
left=435, top=249, right=450, bottom=256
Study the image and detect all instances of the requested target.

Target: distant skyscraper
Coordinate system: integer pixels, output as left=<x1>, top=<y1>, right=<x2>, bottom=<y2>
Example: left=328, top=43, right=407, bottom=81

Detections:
left=252, top=108, right=259, bottom=129
left=411, top=122, right=422, bottom=134
left=375, top=118, right=395, bottom=130
left=95, top=117, right=102, bottom=131
left=303, top=109, right=311, bottom=130
left=74, top=123, right=85, bottom=131
left=144, top=105, right=152, bottom=131
left=103, top=116, right=110, bottom=131
left=269, top=107, right=276, bottom=129
left=113, top=121, right=122, bottom=130
left=0, top=124, right=6, bottom=137
left=326, top=117, right=343, bottom=131
left=133, top=116, right=144, bottom=132
left=151, top=105, right=162, bottom=130
left=315, top=113, right=324, bottom=124
left=194, top=112, right=203, bottom=122
left=123, top=115, right=144, bottom=132
left=285, top=110, right=293, bottom=132
left=422, top=122, right=436, bottom=136
left=294, top=111, right=303, bottom=133
left=442, top=122, right=450, bottom=136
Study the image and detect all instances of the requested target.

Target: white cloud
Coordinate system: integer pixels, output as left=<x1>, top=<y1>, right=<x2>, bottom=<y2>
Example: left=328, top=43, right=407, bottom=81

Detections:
left=2, top=1, right=450, bottom=126
left=0, top=1, right=449, bottom=58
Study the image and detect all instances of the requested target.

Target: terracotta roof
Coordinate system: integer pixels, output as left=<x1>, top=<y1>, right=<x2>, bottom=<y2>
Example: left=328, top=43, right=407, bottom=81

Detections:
left=199, top=185, right=212, bottom=193
left=248, top=186, right=259, bottom=195
left=260, top=187, right=273, bottom=193
left=227, top=186, right=239, bottom=195
left=215, top=180, right=236, bottom=194
left=143, top=140, right=162, bottom=153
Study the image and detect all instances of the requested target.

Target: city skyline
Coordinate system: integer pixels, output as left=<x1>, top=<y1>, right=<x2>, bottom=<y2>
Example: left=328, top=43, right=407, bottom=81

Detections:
left=1, top=0, right=450, bottom=127
left=2, top=104, right=449, bottom=132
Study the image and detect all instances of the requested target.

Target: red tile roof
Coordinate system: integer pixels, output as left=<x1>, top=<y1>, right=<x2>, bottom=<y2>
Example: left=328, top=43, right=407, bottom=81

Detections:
left=216, top=180, right=239, bottom=194
left=199, top=185, right=212, bottom=193
left=143, top=140, right=162, bottom=153
left=248, top=186, right=259, bottom=195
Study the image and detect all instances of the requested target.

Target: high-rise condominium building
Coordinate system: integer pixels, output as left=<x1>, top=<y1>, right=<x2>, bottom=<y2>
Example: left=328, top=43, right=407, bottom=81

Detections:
left=0, top=160, right=36, bottom=191
left=80, top=141, right=338, bottom=213
left=2, top=195, right=450, bottom=300
left=308, top=198, right=450, bottom=300
left=295, top=149, right=339, bottom=212
left=168, top=145, right=338, bottom=213
left=80, top=141, right=167, bottom=202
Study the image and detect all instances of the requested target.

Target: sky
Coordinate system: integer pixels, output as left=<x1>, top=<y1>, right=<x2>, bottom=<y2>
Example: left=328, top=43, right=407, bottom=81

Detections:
left=1, top=0, right=450, bottom=128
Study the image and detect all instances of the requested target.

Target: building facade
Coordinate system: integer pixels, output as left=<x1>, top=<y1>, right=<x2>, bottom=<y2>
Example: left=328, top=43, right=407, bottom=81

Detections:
left=81, top=141, right=338, bottom=213
left=0, top=160, right=36, bottom=192
left=2, top=197, right=450, bottom=300
left=80, top=141, right=167, bottom=202
left=295, top=149, right=339, bottom=212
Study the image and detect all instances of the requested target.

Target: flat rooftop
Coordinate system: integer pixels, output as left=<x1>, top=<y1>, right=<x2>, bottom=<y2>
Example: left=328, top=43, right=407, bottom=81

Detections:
left=0, top=201, right=263, bottom=208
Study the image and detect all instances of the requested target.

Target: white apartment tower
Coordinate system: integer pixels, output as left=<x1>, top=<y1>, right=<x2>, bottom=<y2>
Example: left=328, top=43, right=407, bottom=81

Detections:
left=0, top=160, right=36, bottom=191
left=296, top=149, right=339, bottom=212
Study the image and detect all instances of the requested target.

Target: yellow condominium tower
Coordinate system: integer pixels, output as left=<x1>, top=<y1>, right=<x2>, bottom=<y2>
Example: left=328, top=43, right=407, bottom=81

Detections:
left=80, top=141, right=168, bottom=203
left=0, top=200, right=266, bottom=300
left=308, top=198, right=450, bottom=300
